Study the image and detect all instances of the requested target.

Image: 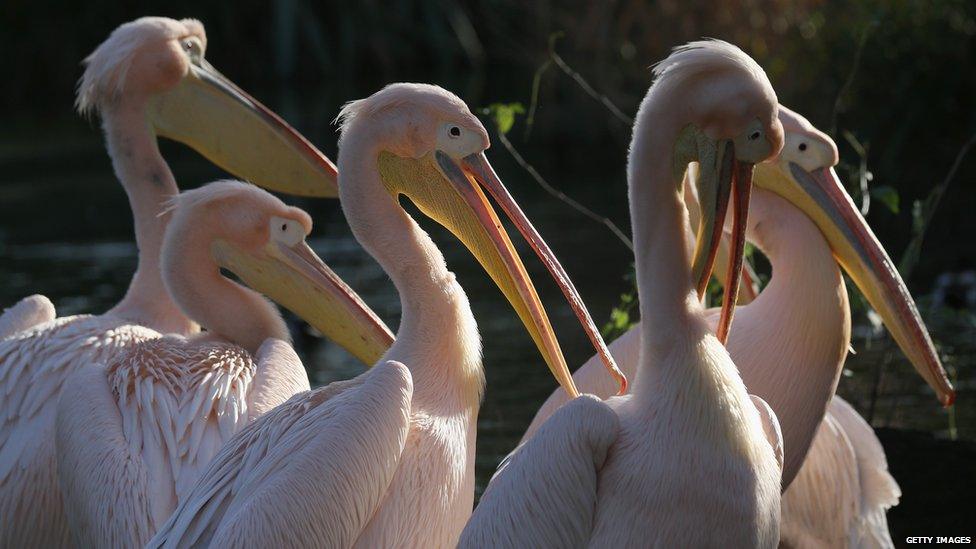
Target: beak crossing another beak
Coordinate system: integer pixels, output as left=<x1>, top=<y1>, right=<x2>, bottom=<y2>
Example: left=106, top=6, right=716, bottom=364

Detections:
left=375, top=149, right=625, bottom=398
left=155, top=62, right=947, bottom=407
left=685, top=136, right=953, bottom=406
left=147, top=59, right=339, bottom=197
left=458, top=153, right=629, bottom=395
left=689, top=138, right=758, bottom=345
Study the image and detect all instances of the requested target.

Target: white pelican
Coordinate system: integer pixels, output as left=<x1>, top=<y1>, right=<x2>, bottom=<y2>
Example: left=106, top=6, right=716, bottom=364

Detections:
left=460, top=40, right=785, bottom=547
left=0, top=17, right=340, bottom=547
left=55, top=180, right=393, bottom=547
left=0, top=295, right=55, bottom=339
left=521, top=106, right=953, bottom=545
left=148, top=83, right=620, bottom=548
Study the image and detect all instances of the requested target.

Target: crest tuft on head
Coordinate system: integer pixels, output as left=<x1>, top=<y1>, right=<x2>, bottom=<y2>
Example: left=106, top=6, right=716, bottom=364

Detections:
left=75, top=17, right=205, bottom=117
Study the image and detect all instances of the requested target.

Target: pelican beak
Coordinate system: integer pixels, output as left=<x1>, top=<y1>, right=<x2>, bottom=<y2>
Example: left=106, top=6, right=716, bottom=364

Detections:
left=375, top=150, right=617, bottom=398
left=147, top=60, right=339, bottom=197
left=756, top=163, right=955, bottom=406
left=690, top=139, right=755, bottom=344
left=460, top=152, right=627, bottom=395
left=210, top=239, right=394, bottom=365
left=684, top=164, right=759, bottom=305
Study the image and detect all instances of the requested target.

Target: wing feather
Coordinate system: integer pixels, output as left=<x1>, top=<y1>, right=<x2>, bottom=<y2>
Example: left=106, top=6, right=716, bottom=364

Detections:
left=780, top=399, right=860, bottom=547
left=460, top=395, right=619, bottom=548
left=827, top=396, right=899, bottom=547
left=0, top=316, right=157, bottom=547
left=750, top=394, right=784, bottom=473
left=55, top=363, right=155, bottom=547
left=149, top=360, right=413, bottom=549
left=522, top=325, right=641, bottom=442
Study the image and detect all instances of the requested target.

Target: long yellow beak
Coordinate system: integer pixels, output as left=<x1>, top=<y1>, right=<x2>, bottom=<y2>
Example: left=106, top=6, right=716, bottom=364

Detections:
left=211, top=239, right=394, bottom=365
left=460, top=153, right=627, bottom=395
left=147, top=59, right=339, bottom=197
left=375, top=150, right=612, bottom=398
left=755, top=163, right=955, bottom=406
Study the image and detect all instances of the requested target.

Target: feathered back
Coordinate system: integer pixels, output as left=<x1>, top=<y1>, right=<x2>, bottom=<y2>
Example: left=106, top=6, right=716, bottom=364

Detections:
left=76, top=17, right=205, bottom=116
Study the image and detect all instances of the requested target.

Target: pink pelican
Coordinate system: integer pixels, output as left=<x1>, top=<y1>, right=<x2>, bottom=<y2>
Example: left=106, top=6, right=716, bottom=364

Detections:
left=461, top=40, right=785, bottom=547
left=55, top=181, right=393, bottom=547
left=0, top=17, right=341, bottom=547
left=147, top=83, right=621, bottom=548
left=521, top=106, right=953, bottom=544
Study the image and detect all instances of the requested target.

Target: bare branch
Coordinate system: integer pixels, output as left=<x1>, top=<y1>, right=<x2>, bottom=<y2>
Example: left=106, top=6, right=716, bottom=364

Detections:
left=495, top=129, right=633, bottom=252
left=548, top=34, right=633, bottom=126
left=830, top=24, right=873, bottom=137
left=899, top=131, right=976, bottom=277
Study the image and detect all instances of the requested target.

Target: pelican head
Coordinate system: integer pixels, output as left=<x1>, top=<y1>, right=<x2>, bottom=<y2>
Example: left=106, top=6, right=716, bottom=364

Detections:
left=337, top=83, right=625, bottom=397
left=654, top=40, right=785, bottom=342
left=753, top=106, right=954, bottom=405
left=162, top=180, right=393, bottom=363
left=77, top=17, right=338, bottom=197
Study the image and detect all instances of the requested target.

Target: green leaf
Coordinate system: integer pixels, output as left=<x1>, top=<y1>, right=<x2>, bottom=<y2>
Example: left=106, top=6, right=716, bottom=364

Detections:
left=870, top=185, right=900, bottom=213
left=484, top=102, right=526, bottom=135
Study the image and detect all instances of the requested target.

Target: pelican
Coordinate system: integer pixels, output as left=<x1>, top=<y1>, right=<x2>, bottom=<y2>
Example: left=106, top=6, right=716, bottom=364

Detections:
left=147, top=83, right=620, bottom=548
left=521, top=106, right=953, bottom=544
left=0, top=295, right=55, bottom=339
left=0, top=17, right=340, bottom=546
left=461, top=40, right=785, bottom=547
left=55, top=180, right=393, bottom=547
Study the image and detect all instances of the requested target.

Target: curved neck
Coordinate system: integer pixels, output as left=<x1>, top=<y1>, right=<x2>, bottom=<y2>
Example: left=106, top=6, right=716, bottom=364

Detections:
left=629, top=103, right=709, bottom=389
left=162, top=228, right=289, bottom=355
left=730, top=191, right=850, bottom=481
left=101, top=100, right=195, bottom=335
left=337, top=130, right=484, bottom=412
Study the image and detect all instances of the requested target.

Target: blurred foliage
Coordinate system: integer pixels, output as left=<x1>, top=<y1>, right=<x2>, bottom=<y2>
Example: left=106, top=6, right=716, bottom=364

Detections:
left=601, top=264, right=638, bottom=341
left=483, top=103, right=525, bottom=135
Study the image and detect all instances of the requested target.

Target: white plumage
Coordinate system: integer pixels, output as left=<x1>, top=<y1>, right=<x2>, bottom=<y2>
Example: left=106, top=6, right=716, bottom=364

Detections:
left=56, top=337, right=308, bottom=547
left=0, top=315, right=159, bottom=546
left=0, top=295, right=56, bottom=339
left=461, top=40, right=785, bottom=547
left=151, top=83, right=606, bottom=548
left=521, top=105, right=933, bottom=547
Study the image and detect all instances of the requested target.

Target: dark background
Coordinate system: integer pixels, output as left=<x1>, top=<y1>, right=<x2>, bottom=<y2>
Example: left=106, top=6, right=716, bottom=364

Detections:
left=2, top=1, right=975, bottom=543
left=3, top=1, right=975, bottom=283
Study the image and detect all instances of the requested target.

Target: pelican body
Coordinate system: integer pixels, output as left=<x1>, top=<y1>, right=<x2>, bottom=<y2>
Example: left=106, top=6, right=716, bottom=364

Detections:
left=461, top=41, right=785, bottom=547
left=522, top=107, right=951, bottom=545
left=0, top=17, right=340, bottom=546
left=149, top=83, right=618, bottom=548
left=54, top=181, right=393, bottom=546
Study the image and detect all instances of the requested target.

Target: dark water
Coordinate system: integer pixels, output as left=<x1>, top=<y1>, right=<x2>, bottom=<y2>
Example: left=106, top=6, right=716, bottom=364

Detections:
left=1, top=104, right=973, bottom=528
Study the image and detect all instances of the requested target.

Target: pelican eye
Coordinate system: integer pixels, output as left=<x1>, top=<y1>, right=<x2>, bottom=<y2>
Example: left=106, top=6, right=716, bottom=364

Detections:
left=181, top=37, right=204, bottom=62
left=270, top=216, right=304, bottom=246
